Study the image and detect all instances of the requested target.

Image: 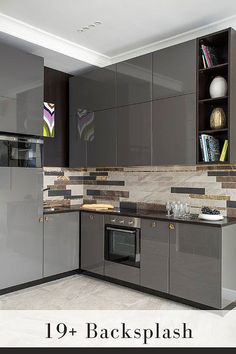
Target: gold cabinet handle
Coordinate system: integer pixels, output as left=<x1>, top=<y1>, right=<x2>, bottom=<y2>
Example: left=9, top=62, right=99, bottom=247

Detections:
left=44, top=216, right=49, bottom=222
left=89, top=214, right=94, bottom=220
left=39, top=217, right=43, bottom=223
left=151, top=221, right=157, bottom=228
left=169, top=223, right=175, bottom=230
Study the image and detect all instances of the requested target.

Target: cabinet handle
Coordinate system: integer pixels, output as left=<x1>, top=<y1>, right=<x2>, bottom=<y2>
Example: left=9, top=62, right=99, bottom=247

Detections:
left=89, top=214, right=94, bottom=220
left=39, top=217, right=43, bottom=223
left=151, top=221, right=157, bottom=228
left=169, top=223, right=175, bottom=230
left=44, top=216, right=49, bottom=222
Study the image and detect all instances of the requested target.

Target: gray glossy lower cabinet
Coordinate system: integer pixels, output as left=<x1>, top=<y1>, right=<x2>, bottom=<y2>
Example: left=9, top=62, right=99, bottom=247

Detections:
left=81, top=212, right=104, bottom=275
left=117, top=102, right=151, bottom=166
left=140, top=219, right=169, bottom=292
left=104, top=261, right=140, bottom=285
left=0, top=167, right=43, bottom=289
left=169, top=223, right=221, bottom=308
left=152, top=94, right=196, bottom=165
left=43, top=212, right=79, bottom=277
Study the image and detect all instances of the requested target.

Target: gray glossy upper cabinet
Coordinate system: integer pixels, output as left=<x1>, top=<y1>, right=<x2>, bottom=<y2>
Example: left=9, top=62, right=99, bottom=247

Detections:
left=169, top=223, right=221, bottom=308
left=140, top=219, right=169, bottom=292
left=153, top=40, right=196, bottom=99
left=81, top=212, right=104, bottom=275
left=0, top=42, right=43, bottom=136
left=70, top=65, right=116, bottom=113
left=117, top=102, right=151, bottom=166
left=87, top=108, right=117, bottom=167
left=0, top=167, right=43, bottom=289
left=117, top=54, right=152, bottom=106
left=69, top=110, right=87, bottom=168
left=152, top=94, right=196, bottom=165
left=43, top=212, right=79, bottom=277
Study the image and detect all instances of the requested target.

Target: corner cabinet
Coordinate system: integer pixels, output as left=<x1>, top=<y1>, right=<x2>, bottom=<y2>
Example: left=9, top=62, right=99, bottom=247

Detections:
left=0, top=42, right=43, bottom=136
left=80, top=212, right=104, bottom=275
left=43, top=212, right=79, bottom=277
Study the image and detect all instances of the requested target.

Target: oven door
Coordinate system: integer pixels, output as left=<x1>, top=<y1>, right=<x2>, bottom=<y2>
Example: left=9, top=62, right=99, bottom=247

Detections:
left=9, top=137, right=43, bottom=168
left=105, top=225, right=140, bottom=268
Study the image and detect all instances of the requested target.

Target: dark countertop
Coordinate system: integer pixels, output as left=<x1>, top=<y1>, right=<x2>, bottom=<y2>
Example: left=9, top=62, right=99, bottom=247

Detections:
left=43, top=205, right=236, bottom=227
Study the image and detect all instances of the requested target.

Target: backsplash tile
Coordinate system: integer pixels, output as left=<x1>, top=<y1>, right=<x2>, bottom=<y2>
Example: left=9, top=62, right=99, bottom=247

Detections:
left=43, top=165, right=236, bottom=217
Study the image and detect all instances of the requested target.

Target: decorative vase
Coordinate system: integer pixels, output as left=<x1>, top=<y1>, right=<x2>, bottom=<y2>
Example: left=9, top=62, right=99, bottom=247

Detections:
left=210, top=107, right=226, bottom=129
left=209, top=76, right=227, bottom=98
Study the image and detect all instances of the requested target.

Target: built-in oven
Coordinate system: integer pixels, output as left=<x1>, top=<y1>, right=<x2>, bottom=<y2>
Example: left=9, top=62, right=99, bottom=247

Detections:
left=0, top=135, right=43, bottom=167
left=104, top=215, right=141, bottom=268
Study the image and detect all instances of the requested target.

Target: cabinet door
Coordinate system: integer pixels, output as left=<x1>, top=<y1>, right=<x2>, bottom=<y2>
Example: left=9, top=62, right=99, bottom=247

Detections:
left=117, top=54, right=152, bottom=106
left=153, top=40, right=196, bottom=99
left=81, top=212, right=104, bottom=275
left=117, top=102, right=151, bottom=166
left=140, top=219, right=169, bottom=292
left=152, top=94, right=196, bottom=165
left=44, top=212, right=79, bottom=277
left=87, top=108, right=117, bottom=167
left=0, top=168, right=43, bottom=289
left=0, top=42, right=43, bottom=136
left=69, top=111, right=87, bottom=168
left=70, top=65, right=116, bottom=113
left=169, top=223, right=221, bottom=308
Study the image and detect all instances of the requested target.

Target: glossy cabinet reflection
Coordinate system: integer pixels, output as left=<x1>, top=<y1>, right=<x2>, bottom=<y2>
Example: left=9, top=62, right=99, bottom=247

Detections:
left=153, top=40, right=196, bottom=99
left=169, top=223, right=221, bottom=308
left=0, top=42, right=43, bottom=136
left=87, top=108, right=117, bottom=167
left=44, top=212, right=79, bottom=277
left=81, top=212, right=104, bottom=275
left=117, top=53, right=152, bottom=105
left=117, top=102, right=151, bottom=166
left=140, top=219, right=169, bottom=292
left=70, top=65, right=116, bottom=113
left=152, top=94, right=196, bottom=165
left=69, top=111, right=87, bottom=168
left=0, top=167, right=43, bottom=289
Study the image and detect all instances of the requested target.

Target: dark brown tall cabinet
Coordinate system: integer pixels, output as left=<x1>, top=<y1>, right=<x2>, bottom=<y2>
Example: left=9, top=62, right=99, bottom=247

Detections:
left=197, top=28, right=236, bottom=164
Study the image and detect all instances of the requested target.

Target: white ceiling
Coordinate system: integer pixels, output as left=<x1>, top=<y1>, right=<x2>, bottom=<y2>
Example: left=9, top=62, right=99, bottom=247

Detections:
left=1, top=0, right=236, bottom=73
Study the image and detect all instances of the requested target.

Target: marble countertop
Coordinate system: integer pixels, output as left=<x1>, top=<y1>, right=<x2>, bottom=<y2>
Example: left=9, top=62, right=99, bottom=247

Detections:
left=43, top=205, right=236, bottom=227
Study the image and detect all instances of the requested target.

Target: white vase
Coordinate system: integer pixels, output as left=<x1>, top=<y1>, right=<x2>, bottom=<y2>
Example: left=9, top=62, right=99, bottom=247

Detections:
left=209, top=76, right=227, bottom=98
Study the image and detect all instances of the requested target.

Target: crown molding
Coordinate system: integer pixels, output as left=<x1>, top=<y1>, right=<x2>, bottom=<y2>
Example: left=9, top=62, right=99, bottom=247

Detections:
left=109, top=14, right=236, bottom=65
left=0, top=12, right=110, bottom=67
left=1, top=12, right=236, bottom=70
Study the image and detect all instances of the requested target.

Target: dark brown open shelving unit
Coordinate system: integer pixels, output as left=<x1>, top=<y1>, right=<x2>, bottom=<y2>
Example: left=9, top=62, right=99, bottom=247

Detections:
left=196, top=28, right=233, bottom=164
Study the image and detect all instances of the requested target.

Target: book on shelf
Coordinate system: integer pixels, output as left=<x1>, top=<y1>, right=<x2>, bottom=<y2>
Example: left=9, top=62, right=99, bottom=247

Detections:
left=199, top=134, right=220, bottom=162
left=220, top=139, right=228, bottom=162
left=201, top=44, right=219, bottom=68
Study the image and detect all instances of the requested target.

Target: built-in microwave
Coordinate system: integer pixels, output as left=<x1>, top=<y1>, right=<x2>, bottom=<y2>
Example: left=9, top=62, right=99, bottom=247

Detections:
left=0, top=135, right=43, bottom=168
left=104, top=215, right=141, bottom=268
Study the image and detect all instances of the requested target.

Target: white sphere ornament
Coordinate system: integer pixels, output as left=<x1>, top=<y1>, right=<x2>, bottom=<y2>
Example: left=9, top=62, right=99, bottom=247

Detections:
left=209, top=76, right=227, bottom=98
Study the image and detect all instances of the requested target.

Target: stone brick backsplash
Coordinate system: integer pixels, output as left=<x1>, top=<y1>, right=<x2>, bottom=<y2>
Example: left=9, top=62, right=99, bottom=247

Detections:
left=43, top=165, right=236, bottom=217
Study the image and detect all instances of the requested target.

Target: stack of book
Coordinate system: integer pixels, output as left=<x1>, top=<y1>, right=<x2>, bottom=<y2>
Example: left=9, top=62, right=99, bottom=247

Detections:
left=199, top=134, right=228, bottom=162
left=201, top=44, right=218, bottom=68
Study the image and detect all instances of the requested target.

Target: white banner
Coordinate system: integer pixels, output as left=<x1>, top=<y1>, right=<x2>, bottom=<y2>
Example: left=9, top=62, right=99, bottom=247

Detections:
left=0, top=310, right=235, bottom=347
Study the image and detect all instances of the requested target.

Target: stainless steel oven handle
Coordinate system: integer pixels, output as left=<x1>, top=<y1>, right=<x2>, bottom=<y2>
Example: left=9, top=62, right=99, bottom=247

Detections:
left=106, top=226, right=137, bottom=234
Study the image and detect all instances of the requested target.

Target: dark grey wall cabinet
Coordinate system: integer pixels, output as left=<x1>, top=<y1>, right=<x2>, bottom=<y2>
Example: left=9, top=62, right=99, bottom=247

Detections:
left=140, top=219, right=169, bottom=292
left=69, top=109, right=87, bottom=168
left=0, top=42, right=43, bottom=136
left=70, top=65, right=116, bottom=113
left=152, top=94, right=196, bottom=165
left=117, top=53, right=152, bottom=106
left=153, top=40, right=196, bottom=99
left=87, top=108, right=117, bottom=167
left=81, top=212, right=104, bottom=275
left=43, top=212, right=79, bottom=277
left=169, top=223, right=221, bottom=308
left=117, top=102, right=151, bottom=166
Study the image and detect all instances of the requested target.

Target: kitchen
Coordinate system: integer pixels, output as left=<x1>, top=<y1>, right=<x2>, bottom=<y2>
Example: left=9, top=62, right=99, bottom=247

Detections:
left=0, top=0, right=236, bottom=314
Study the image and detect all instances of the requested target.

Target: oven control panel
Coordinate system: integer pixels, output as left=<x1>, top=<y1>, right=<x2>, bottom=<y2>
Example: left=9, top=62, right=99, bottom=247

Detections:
left=104, top=215, right=141, bottom=228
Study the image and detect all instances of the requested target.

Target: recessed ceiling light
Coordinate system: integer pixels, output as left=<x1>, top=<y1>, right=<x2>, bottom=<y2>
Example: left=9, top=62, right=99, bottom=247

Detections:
left=77, top=21, right=103, bottom=33
left=95, top=21, right=102, bottom=25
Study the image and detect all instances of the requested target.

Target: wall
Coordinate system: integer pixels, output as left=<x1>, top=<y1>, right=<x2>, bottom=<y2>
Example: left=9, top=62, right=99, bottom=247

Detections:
left=43, top=67, right=71, bottom=167
left=43, top=165, right=236, bottom=217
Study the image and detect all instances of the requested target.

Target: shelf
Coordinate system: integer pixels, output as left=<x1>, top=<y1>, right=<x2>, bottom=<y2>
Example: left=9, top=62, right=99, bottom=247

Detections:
left=199, top=128, right=228, bottom=134
left=199, top=63, right=228, bottom=72
left=198, top=96, right=228, bottom=103
left=197, top=160, right=229, bottom=165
